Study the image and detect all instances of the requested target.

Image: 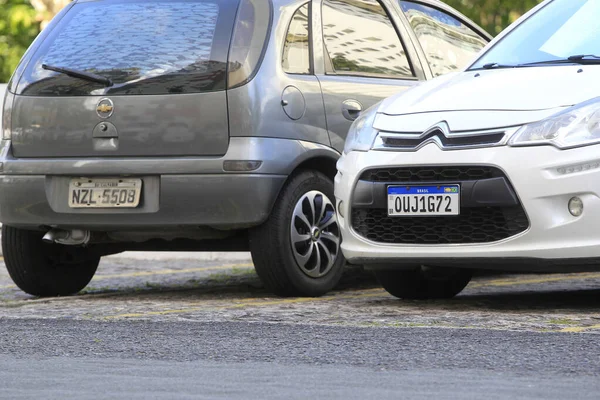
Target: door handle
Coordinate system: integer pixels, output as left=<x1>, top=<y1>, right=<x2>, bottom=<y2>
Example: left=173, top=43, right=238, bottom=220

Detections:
left=342, top=100, right=363, bottom=121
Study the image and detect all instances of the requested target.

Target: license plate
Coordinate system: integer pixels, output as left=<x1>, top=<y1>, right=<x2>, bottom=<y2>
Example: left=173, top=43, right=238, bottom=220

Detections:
left=388, top=185, right=460, bottom=216
left=68, top=178, right=142, bottom=208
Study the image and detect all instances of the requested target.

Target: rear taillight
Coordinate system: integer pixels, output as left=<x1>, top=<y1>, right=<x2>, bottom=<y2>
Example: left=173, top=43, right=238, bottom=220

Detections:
left=227, top=0, right=271, bottom=89
left=1, top=89, right=13, bottom=140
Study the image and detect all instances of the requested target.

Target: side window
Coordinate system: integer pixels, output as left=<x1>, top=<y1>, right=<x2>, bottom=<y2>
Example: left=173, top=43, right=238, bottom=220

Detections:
left=283, top=3, right=311, bottom=74
left=321, top=0, right=414, bottom=79
left=400, top=1, right=488, bottom=77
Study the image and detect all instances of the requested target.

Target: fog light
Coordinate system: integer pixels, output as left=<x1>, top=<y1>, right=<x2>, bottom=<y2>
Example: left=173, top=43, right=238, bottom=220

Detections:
left=568, top=197, right=584, bottom=216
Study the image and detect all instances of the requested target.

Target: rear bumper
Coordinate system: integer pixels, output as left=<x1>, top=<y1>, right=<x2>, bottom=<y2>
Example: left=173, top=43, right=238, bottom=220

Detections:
left=0, top=137, right=338, bottom=230
left=0, top=174, right=285, bottom=229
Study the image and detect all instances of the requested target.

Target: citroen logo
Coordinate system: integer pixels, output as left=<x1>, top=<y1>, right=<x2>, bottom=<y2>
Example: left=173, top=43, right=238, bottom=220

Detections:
left=423, top=121, right=451, bottom=137
left=96, top=98, right=114, bottom=119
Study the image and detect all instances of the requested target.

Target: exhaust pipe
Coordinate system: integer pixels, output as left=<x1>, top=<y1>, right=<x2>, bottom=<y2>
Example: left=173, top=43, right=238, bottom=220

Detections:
left=42, top=229, right=91, bottom=246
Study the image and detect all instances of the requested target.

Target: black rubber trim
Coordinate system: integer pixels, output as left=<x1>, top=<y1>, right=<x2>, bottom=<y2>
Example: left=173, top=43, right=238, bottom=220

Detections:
left=358, top=165, right=500, bottom=183
left=352, top=166, right=529, bottom=245
left=353, top=257, right=600, bottom=273
left=352, top=177, right=519, bottom=209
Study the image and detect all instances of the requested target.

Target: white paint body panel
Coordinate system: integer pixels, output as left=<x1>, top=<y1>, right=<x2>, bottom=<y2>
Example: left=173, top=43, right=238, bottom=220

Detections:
left=378, top=65, right=600, bottom=117
left=336, top=61, right=600, bottom=263
left=337, top=143, right=600, bottom=261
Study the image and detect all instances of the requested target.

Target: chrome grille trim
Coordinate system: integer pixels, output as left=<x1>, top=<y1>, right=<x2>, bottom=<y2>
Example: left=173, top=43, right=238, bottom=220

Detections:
left=372, top=125, right=520, bottom=152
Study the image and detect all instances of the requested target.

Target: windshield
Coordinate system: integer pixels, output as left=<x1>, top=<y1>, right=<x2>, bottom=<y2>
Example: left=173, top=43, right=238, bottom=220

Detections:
left=471, top=0, right=600, bottom=69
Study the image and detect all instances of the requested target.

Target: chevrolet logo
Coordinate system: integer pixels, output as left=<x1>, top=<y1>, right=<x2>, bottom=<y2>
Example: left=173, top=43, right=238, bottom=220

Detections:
left=97, top=104, right=113, bottom=114
left=96, top=98, right=115, bottom=118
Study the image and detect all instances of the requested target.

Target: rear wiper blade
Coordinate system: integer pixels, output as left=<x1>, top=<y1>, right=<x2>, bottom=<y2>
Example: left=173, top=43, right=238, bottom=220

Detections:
left=42, top=64, right=113, bottom=87
left=520, top=55, right=600, bottom=66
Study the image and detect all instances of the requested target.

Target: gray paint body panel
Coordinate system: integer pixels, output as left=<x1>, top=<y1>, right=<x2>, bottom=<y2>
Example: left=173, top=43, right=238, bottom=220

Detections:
left=312, top=0, right=425, bottom=151
left=0, top=137, right=338, bottom=176
left=317, top=76, right=419, bottom=150
left=227, top=0, right=330, bottom=145
left=11, top=92, right=229, bottom=157
left=228, top=75, right=329, bottom=146
left=0, top=174, right=285, bottom=229
left=0, top=137, right=338, bottom=229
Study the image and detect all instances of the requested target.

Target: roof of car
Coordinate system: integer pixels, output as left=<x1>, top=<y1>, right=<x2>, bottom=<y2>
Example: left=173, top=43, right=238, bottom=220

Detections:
left=71, top=0, right=491, bottom=41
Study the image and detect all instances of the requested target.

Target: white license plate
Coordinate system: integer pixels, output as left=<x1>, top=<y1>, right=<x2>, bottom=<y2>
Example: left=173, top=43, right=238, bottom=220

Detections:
left=68, top=178, right=142, bottom=208
left=388, top=185, right=460, bottom=216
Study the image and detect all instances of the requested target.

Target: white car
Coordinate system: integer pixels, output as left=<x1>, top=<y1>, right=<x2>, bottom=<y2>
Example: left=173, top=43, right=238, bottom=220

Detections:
left=335, top=0, right=600, bottom=299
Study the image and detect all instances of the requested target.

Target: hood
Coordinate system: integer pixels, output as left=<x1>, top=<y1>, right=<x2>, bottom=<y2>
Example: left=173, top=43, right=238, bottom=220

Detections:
left=379, top=65, right=600, bottom=116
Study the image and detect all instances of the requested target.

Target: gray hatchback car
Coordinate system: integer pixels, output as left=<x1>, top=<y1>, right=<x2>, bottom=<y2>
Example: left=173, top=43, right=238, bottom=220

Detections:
left=0, top=0, right=489, bottom=297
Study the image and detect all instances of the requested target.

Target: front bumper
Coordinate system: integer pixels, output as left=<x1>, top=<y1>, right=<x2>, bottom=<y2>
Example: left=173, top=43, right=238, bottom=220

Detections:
left=335, top=143, right=600, bottom=267
left=0, top=137, right=337, bottom=230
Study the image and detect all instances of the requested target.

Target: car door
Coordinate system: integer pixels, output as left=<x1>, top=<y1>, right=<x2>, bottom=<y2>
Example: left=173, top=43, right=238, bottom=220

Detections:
left=228, top=0, right=330, bottom=147
left=398, top=1, right=490, bottom=78
left=274, top=1, right=330, bottom=146
left=312, top=0, right=427, bottom=152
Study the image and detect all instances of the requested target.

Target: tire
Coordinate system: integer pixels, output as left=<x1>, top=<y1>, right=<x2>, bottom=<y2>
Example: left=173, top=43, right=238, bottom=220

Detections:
left=250, top=170, right=345, bottom=297
left=2, top=226, right=100, bottom=297
left=374, top=266, right=472, bottom=300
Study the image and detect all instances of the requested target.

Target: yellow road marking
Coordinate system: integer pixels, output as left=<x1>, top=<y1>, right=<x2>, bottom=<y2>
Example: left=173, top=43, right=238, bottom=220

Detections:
left=92, top=263, right=254, bottom=281
left=104, top=290, right=385, bottom=319
left=101, top=272, right=600, bottom=320
left=469, top=272, right=600, bottom=288
left=0, top=262, right=254, bottom=290
left=224, top=290, right=384, bottom=308
left=2, top=269, right=598, bottom=292
left=94, top=270, right=600, bottom=302
left=559, top=324, right=600, bottom=333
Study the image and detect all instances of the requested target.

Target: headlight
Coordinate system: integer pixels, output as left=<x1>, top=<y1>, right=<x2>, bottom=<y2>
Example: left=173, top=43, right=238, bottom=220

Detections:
left=343, top=102, right=381, bottom=154
left=509, top=98, right=600, bottom=149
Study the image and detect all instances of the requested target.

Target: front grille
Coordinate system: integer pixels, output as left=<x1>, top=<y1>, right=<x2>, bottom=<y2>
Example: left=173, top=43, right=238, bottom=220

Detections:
left=381, top=130, right=505, bottom=150
left=359, top=166, right=499, bottom=182
left=352, top=166, right=529, bottom=244
left=351, top=207, right=529, bottom=244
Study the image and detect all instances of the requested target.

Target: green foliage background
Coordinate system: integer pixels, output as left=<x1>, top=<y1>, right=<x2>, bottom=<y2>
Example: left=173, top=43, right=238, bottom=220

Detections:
left=444, top=0, right=543, bottom=35
left=0, top=0, right=544, bottom=83
left=0, top=0, right=39, bottom=83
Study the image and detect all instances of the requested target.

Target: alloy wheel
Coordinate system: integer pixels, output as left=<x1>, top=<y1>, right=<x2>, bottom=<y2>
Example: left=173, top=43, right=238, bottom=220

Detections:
left=290, top=190, right=341, bottom=278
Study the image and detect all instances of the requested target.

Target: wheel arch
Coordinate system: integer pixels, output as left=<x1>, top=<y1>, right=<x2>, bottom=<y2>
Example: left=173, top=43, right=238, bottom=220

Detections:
left=291, top=155, right=339, bottom=181
left=286, top=144, right=341, bottom=181
left=255, top=141, right=341, bottom=226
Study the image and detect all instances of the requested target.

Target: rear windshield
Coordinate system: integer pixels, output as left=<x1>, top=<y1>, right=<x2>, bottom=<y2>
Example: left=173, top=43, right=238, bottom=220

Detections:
left=18, top=0, right=239, bottom=96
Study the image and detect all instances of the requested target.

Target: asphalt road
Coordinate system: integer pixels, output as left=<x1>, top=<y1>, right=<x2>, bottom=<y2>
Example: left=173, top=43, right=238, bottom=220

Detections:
left=0, top=252, right=599, bottom=399
left=1, top=320, right=599, bottom=399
